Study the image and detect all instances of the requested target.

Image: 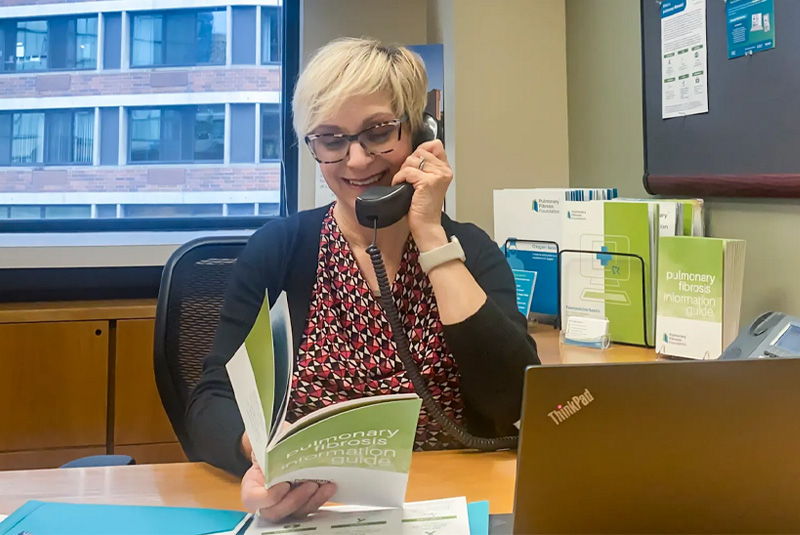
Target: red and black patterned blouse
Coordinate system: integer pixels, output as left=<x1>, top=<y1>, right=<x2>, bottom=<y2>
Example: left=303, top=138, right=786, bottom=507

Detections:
left=285, top=205, right=465, bottom=450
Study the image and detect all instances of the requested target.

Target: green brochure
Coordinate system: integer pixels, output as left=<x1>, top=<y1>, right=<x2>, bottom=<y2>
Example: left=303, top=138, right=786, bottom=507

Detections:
left=656, top=236, right=746, bottom=359
left=561, top=201, right=658, bottom=346
left=226, top=292, right=422, bottom=507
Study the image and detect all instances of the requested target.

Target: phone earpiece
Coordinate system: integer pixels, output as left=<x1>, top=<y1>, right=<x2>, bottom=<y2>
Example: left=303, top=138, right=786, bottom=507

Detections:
left=412, top=113, right=441, bottom=150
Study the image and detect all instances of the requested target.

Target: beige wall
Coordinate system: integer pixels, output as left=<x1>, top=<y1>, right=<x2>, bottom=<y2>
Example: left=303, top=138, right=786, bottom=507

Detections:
left=437, top=0, right=570, bottom=232
left=298, top=0, right=429, bottom=210
left=565, top=0, right=800, bottom=324
left=566, top=0, right=644, bottom=198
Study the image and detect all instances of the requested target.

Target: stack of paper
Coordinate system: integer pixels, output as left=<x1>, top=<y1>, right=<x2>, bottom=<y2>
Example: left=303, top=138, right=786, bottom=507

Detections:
left=656, top=236, right=746, bottom=359
left=247, top=497, right=482, bottom=535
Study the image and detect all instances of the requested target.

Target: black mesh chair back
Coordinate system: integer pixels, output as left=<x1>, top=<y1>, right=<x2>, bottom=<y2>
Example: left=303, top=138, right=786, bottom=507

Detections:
left=154, top=236, right=248, bottom=460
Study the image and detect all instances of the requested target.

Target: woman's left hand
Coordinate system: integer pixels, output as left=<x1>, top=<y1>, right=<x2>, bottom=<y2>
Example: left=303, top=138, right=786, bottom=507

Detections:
left=392, top=139, right=452, bottom=250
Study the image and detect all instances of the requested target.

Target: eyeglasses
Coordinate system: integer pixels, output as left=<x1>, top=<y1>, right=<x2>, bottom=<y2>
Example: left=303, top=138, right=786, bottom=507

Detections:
left=304, top=118, right=405, bottom=164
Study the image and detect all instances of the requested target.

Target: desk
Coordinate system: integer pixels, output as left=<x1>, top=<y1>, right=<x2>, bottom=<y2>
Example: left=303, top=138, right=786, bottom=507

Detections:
left=0, top=451, right=517, bottom=515
left=532, top=326, right=657, bottom=365
left=0, top=328, right=656, bottom=516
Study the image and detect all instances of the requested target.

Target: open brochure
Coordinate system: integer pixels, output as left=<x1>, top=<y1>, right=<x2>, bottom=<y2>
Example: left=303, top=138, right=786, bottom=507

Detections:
left=226, top=292, right=423, bottom=507
left=243, top=497, right=472, bottom=535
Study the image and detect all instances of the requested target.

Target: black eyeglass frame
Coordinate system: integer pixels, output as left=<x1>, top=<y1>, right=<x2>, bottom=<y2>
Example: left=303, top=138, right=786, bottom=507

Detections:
left=304, top=117, right=407, bottom=164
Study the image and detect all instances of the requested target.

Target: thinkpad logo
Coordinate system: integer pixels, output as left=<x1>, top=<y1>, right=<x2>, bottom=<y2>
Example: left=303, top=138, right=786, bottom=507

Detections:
left=547, top=389, right=594, bottom=425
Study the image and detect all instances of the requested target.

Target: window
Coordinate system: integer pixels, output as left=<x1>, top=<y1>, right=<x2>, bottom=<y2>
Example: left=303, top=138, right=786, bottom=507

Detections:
left=129, top=105, right=224, bottom=163
left=131, top=9, right=226, bottom=67
left=262, top=7, right=281, bottom=64
left=0, top=1, right=298, bottom=235
left=0, top=16, right=97, bottom=72
left=0, top=109, right=94, bottom=166
left=262, top=106, right=281, bottom=161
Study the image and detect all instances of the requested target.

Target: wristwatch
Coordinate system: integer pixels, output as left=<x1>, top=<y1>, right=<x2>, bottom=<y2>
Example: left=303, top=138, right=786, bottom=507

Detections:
left=418, top=236, right=466, bottom=273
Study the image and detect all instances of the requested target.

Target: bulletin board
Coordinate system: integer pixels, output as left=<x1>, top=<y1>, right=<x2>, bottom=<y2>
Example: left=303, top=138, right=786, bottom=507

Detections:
left=642, top=0, right=800, bottom=197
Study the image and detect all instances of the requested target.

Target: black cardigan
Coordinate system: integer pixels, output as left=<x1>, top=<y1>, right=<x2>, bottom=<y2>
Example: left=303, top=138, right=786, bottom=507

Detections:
left=186, top=205, right=540, bottom=477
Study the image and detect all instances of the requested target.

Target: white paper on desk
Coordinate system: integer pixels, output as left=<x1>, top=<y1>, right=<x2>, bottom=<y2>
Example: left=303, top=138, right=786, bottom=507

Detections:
left=400, top=497, right=471, bottom=534
left=244, top=497, right=470, bottom=535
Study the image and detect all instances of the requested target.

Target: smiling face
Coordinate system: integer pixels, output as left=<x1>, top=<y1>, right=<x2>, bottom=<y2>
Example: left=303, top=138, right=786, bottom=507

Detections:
left=312, top=92, right=413, bottom=213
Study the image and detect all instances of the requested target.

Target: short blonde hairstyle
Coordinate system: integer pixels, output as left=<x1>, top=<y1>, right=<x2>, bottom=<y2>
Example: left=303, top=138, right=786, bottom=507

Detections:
left=292, top=38, right=428, bottom=139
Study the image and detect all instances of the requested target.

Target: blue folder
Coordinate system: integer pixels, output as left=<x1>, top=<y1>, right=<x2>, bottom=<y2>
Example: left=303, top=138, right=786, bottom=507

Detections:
left=0, top=501, right=248, bottom=535
left=468, top=500, right=490, bottom=535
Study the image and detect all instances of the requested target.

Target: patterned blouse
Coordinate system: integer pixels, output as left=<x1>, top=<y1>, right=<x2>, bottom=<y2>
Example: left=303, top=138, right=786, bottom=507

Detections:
left=285, top=205, right=465, bottom=450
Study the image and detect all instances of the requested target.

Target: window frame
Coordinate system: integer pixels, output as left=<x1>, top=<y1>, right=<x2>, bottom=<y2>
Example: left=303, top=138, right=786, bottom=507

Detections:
left=261, top=104, right=282, bottom=163
left=129, top=8, right=228, bottom=69
left=261, top=6, right=282, bottom=65
left=0, top=14, right=99, bottom=74
left=0, top=0, right=299, bottom=234
left=0, top=108, right=95, bottom=167
left=127, top=104, right=226, bottom=165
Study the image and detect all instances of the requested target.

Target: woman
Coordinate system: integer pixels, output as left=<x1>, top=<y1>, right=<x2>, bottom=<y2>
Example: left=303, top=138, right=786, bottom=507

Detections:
left=187, top=37, right=539, bottom=520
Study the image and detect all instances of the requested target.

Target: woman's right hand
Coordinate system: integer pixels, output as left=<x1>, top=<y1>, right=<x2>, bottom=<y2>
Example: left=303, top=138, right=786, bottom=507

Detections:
left=241, top=462, right=337, bottom=522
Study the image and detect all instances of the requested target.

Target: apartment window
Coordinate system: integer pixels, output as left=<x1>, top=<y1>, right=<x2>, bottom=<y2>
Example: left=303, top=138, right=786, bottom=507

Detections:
left=262, top=106, right=281, bottom=161
left=129, top=105, right=224, bottom=163
left=0, top=16, right=98, bottom=72
left=262, top=7, right=281, bottom=64
left=131, top=9, right=226, bottom=67
left=0, top=109, right=94, bottom=166
left=0, top=205, right=91, bottom=219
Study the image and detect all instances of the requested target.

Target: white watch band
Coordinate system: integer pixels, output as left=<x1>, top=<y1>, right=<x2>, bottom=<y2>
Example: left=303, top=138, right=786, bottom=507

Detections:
left=418, top=236, right=466, bottom=273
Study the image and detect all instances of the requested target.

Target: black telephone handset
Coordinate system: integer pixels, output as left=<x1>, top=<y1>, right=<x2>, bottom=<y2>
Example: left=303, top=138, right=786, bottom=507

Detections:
left=354, top=113, right=439, bottom=228
left=354, top=114, right=518, bottom=452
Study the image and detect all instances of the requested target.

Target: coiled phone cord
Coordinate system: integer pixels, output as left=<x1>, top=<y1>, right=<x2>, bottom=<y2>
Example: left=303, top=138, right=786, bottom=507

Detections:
left=366, top=224, right=519, bottom=451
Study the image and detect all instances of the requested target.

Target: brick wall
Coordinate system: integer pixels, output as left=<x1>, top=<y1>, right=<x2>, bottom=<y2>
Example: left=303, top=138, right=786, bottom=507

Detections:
left=0, top=165, right=281, bottom=193
left=1, top=67, right=281, bottom=100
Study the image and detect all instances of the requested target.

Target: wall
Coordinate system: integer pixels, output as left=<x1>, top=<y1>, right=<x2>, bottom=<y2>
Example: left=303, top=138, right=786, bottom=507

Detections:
left=430, top=0, right=570, bottom=233
left=565, top=0, right=800, bottom=324
left=297, top=0, right=429, bottom=210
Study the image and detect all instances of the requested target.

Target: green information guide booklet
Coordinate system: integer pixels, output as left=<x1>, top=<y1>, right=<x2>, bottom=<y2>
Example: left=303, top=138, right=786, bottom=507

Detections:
left=226, top=293, right=422, bottom=507
left=656, top=237, right=746, bottom=359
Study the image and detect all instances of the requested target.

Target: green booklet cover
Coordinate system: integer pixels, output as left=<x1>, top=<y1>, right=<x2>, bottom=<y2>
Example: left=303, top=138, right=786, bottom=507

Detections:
left=226, top=292, right=422, bottom=507
left=656, top=236, right=746, bottom=359
left=561, top=201, right=658, bottom=346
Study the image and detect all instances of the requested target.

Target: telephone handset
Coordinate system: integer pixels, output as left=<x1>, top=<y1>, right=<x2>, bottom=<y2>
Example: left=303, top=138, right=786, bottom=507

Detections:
left=354, top=113, right=439, bottom=228
left=721, top=311, right=800, bottom=360
left=354, top=114, right=518, bottom=451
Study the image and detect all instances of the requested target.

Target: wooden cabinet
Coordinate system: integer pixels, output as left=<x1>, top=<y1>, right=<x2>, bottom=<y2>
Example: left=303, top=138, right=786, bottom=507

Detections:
left=114, top=319, right=185, bottom=464
left=0, top=300, right=186, bottom=470
left=0, top=321, right=108, bottom=452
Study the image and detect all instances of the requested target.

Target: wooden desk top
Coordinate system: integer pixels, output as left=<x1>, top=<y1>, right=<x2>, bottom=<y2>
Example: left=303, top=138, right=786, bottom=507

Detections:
left=0, top=451, right=518, bottom=515
left=532, top=326, right=657, bottom=365
left=0, top=299, right=157, bottom=324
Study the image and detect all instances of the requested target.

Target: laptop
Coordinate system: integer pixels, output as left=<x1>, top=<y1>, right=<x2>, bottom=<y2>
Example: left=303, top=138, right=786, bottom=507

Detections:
left=512, top=358, right=800, bottom=534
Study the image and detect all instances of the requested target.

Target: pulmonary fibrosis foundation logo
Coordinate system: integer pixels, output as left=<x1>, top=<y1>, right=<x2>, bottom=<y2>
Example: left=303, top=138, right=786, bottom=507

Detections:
left=547, top=389, right=594, bottom=425
left=532, top=200, right=539, bottom=212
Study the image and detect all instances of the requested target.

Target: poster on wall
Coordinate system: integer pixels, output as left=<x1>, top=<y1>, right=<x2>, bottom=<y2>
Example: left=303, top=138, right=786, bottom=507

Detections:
left=314, top=163, right=337, bottom=208
left=661, top=0, right=709, bottom=119
left=407, top=44, right=444, bottom=141
left=727, top=0, right=775, bottom=58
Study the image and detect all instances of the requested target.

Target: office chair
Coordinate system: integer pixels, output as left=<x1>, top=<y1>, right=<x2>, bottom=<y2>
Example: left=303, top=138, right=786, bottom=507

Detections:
left=153, top=236, right=248, bottom=461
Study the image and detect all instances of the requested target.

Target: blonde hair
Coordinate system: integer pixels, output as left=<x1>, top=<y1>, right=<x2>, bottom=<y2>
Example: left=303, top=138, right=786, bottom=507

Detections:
left=292, top=38, right=428, bottom=140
